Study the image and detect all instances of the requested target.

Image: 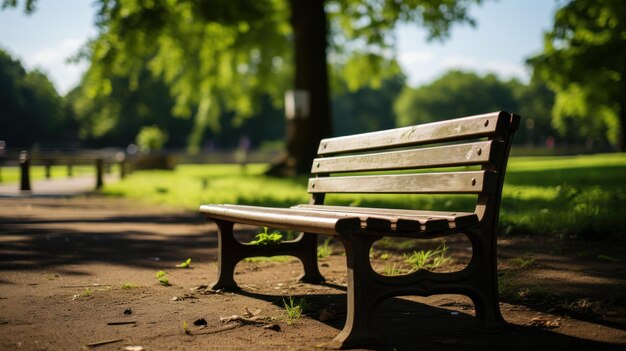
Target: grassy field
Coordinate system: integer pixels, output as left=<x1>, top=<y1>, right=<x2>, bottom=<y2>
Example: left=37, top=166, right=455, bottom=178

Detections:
left=0, top=165, right=98, bottom=183
left=97, top=153, right=624, bottom=239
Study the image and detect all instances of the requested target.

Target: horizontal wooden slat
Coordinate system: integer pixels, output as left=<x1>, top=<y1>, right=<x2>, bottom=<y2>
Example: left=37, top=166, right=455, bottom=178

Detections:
left=308, top=171, right=494, bottom=194
left=199, top=204, right=360, bottom=235
left=318, top=111, right=511, bottom=155
left=294, top=205, right=479, bottom=231
left=312, top=141, right=493, bottom=174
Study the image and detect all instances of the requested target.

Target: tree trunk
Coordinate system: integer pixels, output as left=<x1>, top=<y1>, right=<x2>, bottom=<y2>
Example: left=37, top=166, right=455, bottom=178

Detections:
left=266, top=0, right=331, bottom=176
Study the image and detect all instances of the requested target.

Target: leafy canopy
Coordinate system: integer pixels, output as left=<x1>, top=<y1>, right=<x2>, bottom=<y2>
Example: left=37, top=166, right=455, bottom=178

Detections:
left=529, top=0, right=626, bottom=148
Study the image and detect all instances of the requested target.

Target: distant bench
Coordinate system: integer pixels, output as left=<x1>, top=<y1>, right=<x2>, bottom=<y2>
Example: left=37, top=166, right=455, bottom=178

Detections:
left=200, top=111, right=520, bottom=348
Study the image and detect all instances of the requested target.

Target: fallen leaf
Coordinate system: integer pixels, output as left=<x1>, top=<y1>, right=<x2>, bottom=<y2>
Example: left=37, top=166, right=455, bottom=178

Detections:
left=172, top=294, right=198, bottom=301
left=530, top=317, right=560, bottom=328
left=191, top=285, right=208, bottom=292
left=243, top=307, right=261, bottom=318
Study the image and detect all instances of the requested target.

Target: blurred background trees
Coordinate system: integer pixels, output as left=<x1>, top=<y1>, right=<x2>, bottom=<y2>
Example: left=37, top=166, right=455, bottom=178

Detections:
left=528, top=0, right=626, bottom=151
left=1, top=0, right=624, bottom=165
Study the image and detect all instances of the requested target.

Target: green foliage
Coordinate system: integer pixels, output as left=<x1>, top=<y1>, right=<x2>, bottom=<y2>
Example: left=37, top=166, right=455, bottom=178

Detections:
left=529, top=0, right=626, bottom=150
left=283, top=296, right=307, bottom=324
left=176, top=258, right=191, bottom=268
left=156, top=270, right=170, bottom=285
left=404, top=242, right=451, bottom=271
left=249, top=227, right=283, bottom=246
left=394, top=70, right=520, bottom=126
left=136, top=125, right=168, bottom=152
left=332, top=71, right=404, bottom=136
left=317, top=238, right=333, bottom=259
left=0, top=48, right=74, bottom=148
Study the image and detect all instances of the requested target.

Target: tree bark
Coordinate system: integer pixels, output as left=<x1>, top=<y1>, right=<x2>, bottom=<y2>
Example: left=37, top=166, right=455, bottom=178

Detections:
left=266, top=0, right=331, bottom=176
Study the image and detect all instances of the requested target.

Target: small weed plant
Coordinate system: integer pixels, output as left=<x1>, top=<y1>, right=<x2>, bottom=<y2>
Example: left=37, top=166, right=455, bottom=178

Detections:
left=510, top=256, right=535, bottom=268
left=249, top=227, right=283, bottom=246
left=121, top=283, right=138, bottom=289
left=317, top=238, right=333, bottom=258
left=176, top=258, right=192, bottom=268
left=382, top=263, right=403, bottom=276
left=404, top=242, right=451, bottom=271
left=244, top=255, right=293, bottom=263
left=182, top=321, right=191, bottom=335
left=81, top=287, right=92, bottom=298
left=283, top=296, right=307, bottom=324
left=156, top=270, right=170, bottom=286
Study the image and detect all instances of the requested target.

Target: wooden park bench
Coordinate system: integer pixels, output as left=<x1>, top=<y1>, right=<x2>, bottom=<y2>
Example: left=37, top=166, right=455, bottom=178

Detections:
left=200, top=111, right=520, bottom=348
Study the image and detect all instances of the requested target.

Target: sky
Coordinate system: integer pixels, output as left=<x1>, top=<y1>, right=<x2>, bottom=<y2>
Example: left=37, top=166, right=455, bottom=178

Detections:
left=0, top=0, right=557, bottom=95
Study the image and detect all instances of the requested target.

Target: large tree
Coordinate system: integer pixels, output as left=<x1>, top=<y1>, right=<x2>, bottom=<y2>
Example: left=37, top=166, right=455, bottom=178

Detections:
left=529, top=0, right=626, bottom=151
left=0, top=48, right=73, bottom=148
left=4, top=0, right=484, bottom=174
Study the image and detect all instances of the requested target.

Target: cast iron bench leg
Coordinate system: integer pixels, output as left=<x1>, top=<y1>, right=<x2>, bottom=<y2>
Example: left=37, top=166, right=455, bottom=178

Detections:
left=295, top=233, right=325, bottom=284
left=330, top=234, right=381, bottom=349
left=211, top=220, right=241, bottom=291
left=466, top=228, right=507, bottom=329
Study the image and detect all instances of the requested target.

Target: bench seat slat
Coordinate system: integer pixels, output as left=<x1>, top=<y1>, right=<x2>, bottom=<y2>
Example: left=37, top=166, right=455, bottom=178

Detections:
left=308, top=171, right=493, bottom=194
left=199, top=204, right=361, bottom=235
left=318, top=111, right=510, bottom=155
left=312, top=141, right=493, bottom=174
left=294, top=205, right=479, bottom=233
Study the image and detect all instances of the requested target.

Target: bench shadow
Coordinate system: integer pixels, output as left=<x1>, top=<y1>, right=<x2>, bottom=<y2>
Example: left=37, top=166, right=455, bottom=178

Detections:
left=236, top=289, right=623, bottom=351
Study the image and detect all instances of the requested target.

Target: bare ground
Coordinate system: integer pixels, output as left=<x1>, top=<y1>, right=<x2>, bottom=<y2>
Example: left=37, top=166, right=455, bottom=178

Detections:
left=0, top=197, right=624, bottom=351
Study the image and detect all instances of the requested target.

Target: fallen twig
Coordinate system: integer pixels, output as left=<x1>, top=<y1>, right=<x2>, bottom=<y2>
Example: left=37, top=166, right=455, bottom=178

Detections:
left=86, top=338, right=124, bottom=347
left=219, top=315, right=266, bottom=325
left=61, top=284, right=111, bottom=288
left=107, top=321, right=137, bottom=325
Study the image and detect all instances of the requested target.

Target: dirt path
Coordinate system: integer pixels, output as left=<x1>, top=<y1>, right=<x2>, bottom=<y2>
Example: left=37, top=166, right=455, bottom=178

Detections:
left=0, top=197, right=624, bottom=350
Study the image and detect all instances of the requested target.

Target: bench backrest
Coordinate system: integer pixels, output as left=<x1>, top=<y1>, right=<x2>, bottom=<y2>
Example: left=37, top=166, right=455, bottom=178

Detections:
left=308, top=111, right=520, bottom=222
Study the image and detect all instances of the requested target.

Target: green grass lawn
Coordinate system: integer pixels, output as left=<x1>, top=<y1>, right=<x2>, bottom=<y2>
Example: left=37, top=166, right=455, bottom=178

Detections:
left=0, top=165, right=98, bottom=183
left=103, top=153, right=626, bottom=239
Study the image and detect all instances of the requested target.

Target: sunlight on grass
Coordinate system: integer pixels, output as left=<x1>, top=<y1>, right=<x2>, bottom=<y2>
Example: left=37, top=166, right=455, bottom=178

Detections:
left=0, top=165, right=97, bottom=183
left=102, top=154, right=626, bottom=239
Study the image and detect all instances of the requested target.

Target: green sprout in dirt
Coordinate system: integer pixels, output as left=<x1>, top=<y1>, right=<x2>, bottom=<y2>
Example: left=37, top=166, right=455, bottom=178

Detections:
left=510, top=256, right=536, bottom=268
left=176, top=258, right=192, bottom=268
left=382, top=263, right=404, bottom=276
left=404, top=242, right=451, bottom=271
left=283, top=296, right=307, bottom=324
left=249, top=227, right=283, bottom=246
left=244, top=256, right=293, bottom=263
left=121, top=283, right=138, bottom=289
left=317, top=238, right=333, bottom=259
left=156, top=270, right=170, bottom=286
left=72, top=287, right=94, bottom=300
left=182, top=321, right=191, bottom=335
